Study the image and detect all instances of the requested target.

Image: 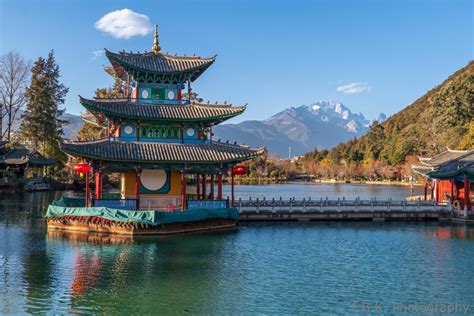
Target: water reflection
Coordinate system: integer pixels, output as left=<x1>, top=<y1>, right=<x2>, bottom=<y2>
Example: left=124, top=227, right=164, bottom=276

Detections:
left=433, top=225, right=473, bottom=240
left=44, top=229, right=235, bottom=314
left=2, top=191, right=474, bottom=314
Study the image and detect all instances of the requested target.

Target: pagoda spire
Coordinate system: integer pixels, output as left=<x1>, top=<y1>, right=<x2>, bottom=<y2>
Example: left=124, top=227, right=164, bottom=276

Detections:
left=151, top=24, right=161, bottom=54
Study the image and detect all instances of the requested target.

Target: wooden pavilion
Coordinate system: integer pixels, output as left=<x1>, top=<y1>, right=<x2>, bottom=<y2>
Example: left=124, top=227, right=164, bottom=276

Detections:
left=46, top=25, right=263, bottom=235
left=412, top=149, right=473, bottom=216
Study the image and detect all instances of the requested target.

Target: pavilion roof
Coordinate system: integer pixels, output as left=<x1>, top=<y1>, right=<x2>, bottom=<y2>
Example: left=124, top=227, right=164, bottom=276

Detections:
left=0, top=148, right=56, bottom=166
left=61, top=139, right=264, bottom=164
left=419, top=149, right=472, bottom=167
left=426, top=151, right=474, bottom=179
left=105, top=49, right=216, bottom=82
left=79, top=97, right=246, bottom=124
left=413, top=149, right=474, bottom=179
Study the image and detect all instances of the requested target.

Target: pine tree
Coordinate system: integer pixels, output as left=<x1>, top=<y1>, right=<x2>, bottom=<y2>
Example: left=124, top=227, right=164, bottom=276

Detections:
left=18, top=50, right=68, bottom=161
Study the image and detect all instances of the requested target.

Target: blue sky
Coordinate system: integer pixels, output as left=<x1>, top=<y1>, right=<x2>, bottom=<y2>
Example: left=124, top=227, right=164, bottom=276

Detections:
left=0, top=0, right=472, bottom=122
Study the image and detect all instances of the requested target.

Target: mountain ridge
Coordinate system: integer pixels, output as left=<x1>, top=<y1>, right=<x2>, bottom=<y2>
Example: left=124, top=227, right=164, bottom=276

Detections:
left=214, top=100, right=384, bottom=157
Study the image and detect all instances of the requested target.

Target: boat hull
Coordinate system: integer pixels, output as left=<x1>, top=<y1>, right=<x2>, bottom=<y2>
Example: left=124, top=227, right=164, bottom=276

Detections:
left=46, top=217, right=237, bottom=235
left=45, top=199, right=240, bottom=235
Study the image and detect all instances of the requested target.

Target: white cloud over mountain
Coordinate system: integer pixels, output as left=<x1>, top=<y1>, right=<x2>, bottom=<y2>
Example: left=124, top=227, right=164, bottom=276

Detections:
left=337, top=82, right=371, bottom=94
left=95, top=9, right=152, bottom=39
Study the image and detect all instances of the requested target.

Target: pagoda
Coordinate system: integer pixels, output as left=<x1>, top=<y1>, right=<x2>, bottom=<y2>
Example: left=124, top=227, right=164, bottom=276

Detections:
left=46, top=25, right=264, bottom=235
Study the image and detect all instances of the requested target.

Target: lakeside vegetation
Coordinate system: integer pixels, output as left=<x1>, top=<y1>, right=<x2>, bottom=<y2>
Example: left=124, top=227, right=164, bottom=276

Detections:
left=241, top=61, right=473, bottom=183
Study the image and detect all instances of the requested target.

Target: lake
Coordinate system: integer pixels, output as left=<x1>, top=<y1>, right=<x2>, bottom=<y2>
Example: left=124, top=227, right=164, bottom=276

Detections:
left=1, top=184, right=473, bottom=314
left=223, top=182, right=424, bottom=200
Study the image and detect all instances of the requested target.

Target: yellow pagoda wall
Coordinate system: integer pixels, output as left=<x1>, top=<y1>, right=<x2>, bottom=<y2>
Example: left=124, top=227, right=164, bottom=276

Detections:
left=120, top=170, right=181, bottom=198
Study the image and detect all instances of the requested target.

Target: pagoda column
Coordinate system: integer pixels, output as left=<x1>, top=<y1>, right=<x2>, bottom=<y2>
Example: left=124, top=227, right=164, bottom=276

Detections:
left=451, top=179, right=455, bottom=203
left=181, top=172, right=187, bottom=210
left=135, top=167, right=141, bottom=210
left=231, top=173, right=235, bottom=207
left=217, top=173, right=223, bottom=200
left=210, top=174, right=214, bottom=200
left=196, top=174, right=200, bottom=200
left=423, top=177, right=427, bottom=200
left=85, top=170, right=90, bottom=207
left=95, top=169, right=102, bottom=199
left=464, top=176, right=470, bottom=213
left=202, top=174, right=207, bottom=199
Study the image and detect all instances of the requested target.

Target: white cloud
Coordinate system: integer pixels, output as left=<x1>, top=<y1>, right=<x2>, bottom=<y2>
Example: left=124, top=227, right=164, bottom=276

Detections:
left=337, top=82, right=372, bottom=94
left=91, top=50, right=104, bottom=59
left=95, top=8, right=152, bottom=39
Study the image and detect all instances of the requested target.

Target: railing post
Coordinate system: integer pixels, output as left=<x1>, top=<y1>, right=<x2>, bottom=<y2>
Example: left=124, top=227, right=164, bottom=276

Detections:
left=289, top=198, right=293, bottom=213
left=239, top=197, right=242, bottom=211
left=256, top=198, right=260, bottom=213
left=272, top=197, right=275, bottom=213
left=303, top=198, right=306, bottom=213
left=403, top=199, right=406, bottom=212
left=320, top=198, right=323, bottom=212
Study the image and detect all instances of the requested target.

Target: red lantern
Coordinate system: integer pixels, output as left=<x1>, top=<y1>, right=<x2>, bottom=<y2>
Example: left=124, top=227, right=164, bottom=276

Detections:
left=232, top=165, right=248, bottom=175
left=73, top=163, right=90, bottom=173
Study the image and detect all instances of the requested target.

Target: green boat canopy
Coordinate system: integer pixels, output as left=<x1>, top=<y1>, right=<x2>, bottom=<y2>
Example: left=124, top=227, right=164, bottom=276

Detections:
left=46, top=197, right=239, bottom=226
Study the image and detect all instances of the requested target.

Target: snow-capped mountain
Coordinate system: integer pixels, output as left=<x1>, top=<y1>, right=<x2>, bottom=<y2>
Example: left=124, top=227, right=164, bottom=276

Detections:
left=213, top=101, right=385, bottom=158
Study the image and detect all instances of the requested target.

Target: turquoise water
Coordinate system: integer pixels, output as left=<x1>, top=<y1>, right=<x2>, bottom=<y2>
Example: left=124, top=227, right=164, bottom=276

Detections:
left=223, top=182, right=423, bottom=200
left=1, top=188, right=474, bottom=315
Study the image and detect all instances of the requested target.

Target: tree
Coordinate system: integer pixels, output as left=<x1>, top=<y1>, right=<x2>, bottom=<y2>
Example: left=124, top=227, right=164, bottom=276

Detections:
left=458, top=121, right=474, bottom=150
left=18, top=50, right=68, bottom=160
left=0, top=51, right=30, bottom=141
left=76, top=66, right=124, bottom=141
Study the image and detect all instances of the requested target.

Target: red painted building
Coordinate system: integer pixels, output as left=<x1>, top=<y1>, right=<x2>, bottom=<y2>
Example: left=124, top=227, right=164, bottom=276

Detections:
left=412, top=149, right=473, bottom=212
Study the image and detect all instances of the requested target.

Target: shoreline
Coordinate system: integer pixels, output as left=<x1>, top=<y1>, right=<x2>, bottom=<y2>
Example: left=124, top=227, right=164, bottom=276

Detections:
left=233, top=179, right=423, bottom=187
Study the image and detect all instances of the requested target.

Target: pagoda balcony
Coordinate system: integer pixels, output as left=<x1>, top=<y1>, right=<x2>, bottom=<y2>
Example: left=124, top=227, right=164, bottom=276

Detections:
left=91, top=198, right=229, bottom=211
left=93, top=198, right=138, bottom=210
left=131, top=98, right=190, bottom=106
left=187, top=199, right=229, bottom=210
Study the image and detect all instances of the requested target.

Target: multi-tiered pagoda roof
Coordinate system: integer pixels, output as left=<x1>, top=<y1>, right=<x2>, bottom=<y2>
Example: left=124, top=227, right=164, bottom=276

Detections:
left=62, top=24, right=263, bottom=169
left=62, top=139, right=263, bottom=164
left=79, top=97, right=246, bottom=124
left=105, top=49, right=216, bottom=83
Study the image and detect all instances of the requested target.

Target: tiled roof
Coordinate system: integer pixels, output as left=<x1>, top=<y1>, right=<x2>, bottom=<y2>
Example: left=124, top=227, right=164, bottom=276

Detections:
left=413, top=150, right=474, bottom=179
left=427, top=151, right=474, bottom=179
left=411, top=165, right=433, bottom=177
left=80, top=97, right=246, bottom=123
left=105, top=50, right=215, bottom=81
left=0, top=148, right=56, bottom=166
left=419, top=149, right=472, bottom=167
left=61, top=139, right=264, bottom=164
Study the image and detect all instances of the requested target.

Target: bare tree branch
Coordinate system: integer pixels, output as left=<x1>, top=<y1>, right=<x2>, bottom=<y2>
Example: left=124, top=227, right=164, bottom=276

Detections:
left=0, top=51, right=31, bottom=142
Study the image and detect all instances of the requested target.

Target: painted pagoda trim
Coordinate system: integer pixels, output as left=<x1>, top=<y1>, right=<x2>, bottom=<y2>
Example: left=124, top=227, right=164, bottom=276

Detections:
left=79, top=96, right=246, bottom=124
left=105, top=49, right=216, bottom=82
left=61, top=138, right=264, bottom=164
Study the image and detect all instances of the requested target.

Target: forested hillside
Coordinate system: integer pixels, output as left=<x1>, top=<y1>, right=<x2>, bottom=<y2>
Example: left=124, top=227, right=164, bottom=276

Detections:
left=299, top=61, right=473, bottom=180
